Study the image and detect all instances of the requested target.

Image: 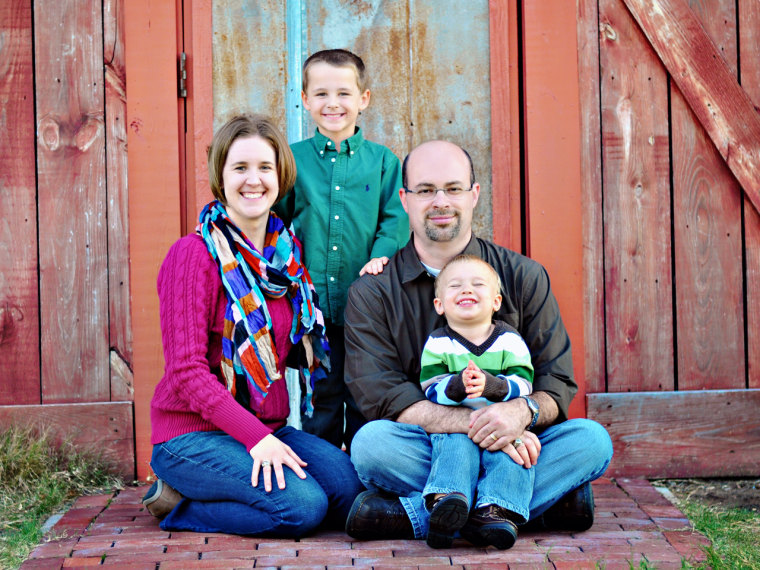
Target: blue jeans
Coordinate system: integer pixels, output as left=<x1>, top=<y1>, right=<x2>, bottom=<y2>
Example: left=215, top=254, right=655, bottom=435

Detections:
left=351, top=418, right=613, bottom=538
left=150, top=426, right=363, bottom=536
left=426, top=433, right=534, bottom=522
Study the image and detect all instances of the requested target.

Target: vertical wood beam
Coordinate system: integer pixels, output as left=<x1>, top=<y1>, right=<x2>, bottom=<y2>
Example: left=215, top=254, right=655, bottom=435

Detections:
left=521, top=2, right=586, bottom=418
left=125, top=0, right=182, bottom=480
left=489, top=0, right=520, bottom=251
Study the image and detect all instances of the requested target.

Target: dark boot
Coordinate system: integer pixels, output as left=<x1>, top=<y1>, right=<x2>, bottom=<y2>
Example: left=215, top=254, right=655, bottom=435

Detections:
left=425, top=492, right=469, bottom=549
left=460, top=504, right=519, bottom=550
left=523, top=481, right=595, bottom=532
left=346, top=490, right=415, bottom=540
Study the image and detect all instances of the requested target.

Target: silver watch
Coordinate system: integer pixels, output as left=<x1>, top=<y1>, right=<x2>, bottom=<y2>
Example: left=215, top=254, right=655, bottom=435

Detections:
left=521, top=395, right=540, bottom=430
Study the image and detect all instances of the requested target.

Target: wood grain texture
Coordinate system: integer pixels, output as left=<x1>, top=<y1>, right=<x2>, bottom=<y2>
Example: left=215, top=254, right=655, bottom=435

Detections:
left=671, top=0, right=744, bottom=390
left=0, top=0, right=40, bottom=404
left=740, top=0, right=760, bottom=389
left=588, top=390, right=760, bottom=477
left=104, top=0, right=133, bottom=400
left=599, top=0, right=674, bottom=391
left=0, top=402, right=134, bottom=478
left=34, top=0, right=109, bottom=402
left=577, top=0, right=606, bottom=394
left=489, top=0, right=519, bottom=251
left=622, top=0, right=760, bottom=215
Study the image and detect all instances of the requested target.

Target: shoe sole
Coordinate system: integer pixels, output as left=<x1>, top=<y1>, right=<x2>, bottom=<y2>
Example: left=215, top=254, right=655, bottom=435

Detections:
left=460, top=519, right=518, bottom=550
left=426, top=495, right=469, bottom=549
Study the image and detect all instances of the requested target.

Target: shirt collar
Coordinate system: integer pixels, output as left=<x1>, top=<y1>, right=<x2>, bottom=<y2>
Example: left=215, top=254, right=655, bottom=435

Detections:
left=312, top=126, right=365, bottom=155
left=399, top=234, right=479, bottom=284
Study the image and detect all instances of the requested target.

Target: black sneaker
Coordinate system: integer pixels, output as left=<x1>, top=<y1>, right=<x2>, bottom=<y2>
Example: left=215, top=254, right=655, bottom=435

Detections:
left=460, top=504, right=518, bottom=550
left=425, top=492, right=469, bottom=549
left=346, top=490, right=415, bottom=540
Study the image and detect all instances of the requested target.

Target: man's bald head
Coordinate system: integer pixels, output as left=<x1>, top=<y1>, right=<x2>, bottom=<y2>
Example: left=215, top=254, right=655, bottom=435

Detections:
left=402, top=140, right=475, bottom=189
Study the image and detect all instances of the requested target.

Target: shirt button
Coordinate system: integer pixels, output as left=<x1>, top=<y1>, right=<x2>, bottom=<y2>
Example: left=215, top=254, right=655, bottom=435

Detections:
left=327, top=141, right=332, bottom=146
left=329, top=276, right=335, bottom=282
left=332, top=246, right=338, bottom=251
left=331, top=158, right=336, bottom=163
left=335, top=186, right=340, bottom=190
left=350, top=150, right=354, bottom=154
left=334, top=215, right=339, bottom=220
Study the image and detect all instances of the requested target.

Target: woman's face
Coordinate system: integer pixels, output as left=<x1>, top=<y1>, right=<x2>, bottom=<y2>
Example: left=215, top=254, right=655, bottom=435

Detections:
left=221, top=135, right=279, bottom=232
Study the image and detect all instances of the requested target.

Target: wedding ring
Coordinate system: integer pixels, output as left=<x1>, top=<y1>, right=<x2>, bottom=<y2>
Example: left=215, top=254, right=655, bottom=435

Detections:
left=489, top=433, right=498, bottom=442
left=261, top=460, right=271, bottom=468
left=513, top=438, right=523, bottom=449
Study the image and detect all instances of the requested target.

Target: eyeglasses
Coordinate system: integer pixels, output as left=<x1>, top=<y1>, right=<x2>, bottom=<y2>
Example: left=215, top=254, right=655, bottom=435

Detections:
left=403, top=186, right=473, bottom=200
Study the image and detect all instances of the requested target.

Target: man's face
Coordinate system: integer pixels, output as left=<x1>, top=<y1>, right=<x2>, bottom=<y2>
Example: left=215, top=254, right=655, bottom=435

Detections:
left=400, top=141, right=480, bottom=245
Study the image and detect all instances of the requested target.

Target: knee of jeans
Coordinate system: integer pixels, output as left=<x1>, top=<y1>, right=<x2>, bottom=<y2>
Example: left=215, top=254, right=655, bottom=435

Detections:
left=350, top=420, right=395, bottom=471
left=286, top=490, right=329, bottom=533
left=573, top=418, right=614, bottom=470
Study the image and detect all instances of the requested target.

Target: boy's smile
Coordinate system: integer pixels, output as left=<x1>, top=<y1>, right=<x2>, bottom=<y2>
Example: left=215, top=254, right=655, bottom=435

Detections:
left=302, top=61, right=370, bottom=146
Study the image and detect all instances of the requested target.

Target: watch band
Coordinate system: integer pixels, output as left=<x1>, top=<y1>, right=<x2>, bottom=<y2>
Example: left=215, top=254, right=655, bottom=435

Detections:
left=521, top=395, right=540, bottom=430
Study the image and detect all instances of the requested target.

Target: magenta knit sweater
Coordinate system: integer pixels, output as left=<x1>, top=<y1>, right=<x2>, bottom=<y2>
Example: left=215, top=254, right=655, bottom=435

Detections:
left=149, top=234, right=293, bottom=451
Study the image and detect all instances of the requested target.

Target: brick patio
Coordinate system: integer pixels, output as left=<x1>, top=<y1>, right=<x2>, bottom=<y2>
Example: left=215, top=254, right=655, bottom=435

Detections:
left=21, top=478, right=710, bottom=569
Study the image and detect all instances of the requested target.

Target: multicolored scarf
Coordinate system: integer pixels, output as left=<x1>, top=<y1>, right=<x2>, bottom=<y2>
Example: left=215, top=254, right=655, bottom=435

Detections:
left=197, top=200, right=329, bottom=416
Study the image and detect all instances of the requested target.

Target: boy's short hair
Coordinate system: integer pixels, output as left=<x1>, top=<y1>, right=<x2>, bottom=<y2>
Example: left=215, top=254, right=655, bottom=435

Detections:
left=207, top=113, right=297, bottom=206
left=434, top=254, right=502, bottom=299
left=302, top=49, right=367, bottom=92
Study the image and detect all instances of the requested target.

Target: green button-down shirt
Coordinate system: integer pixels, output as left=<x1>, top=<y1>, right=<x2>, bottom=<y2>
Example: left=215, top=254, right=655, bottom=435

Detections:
left=274, top=128, right=409, bottom=324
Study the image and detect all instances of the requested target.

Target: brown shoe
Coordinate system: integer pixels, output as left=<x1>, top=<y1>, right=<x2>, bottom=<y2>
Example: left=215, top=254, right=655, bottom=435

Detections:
left=460, top=504, right=518, bottom=550
left=142, top=479, right=182, bottom=519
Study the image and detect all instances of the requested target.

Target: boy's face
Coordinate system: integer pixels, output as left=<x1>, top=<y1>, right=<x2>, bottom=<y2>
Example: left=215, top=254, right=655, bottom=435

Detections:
left=302, top=61, right=370, bottom=145
left=433, top=261, right=502, bottom=329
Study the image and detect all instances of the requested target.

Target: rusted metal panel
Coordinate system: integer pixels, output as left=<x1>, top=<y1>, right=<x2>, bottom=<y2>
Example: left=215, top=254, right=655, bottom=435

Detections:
left=740, top=0, right=760, bottom=389
left=0, top=0, right=40, bottom=404
left=212, top=2, right=289, bottom=132
left=671, top=0, right=744, bottom=390
left=34, top=0, right=110, bottom=402
left=599, top=0, right=674, bottom=392
left=212, top=0, right=493, bottom=240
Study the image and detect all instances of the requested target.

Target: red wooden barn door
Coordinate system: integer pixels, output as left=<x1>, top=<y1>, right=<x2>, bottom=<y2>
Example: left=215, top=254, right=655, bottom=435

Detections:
left=0, top=0, right=133, bottom=478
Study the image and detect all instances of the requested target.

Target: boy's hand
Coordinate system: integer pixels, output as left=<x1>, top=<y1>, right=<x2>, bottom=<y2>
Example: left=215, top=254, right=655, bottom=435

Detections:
left=463, top=360, right=485, bottom=398
left=359, top=256, right=389, bottom=276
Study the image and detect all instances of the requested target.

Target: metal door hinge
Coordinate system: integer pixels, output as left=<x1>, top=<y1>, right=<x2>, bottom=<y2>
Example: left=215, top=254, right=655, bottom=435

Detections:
left=178, top=52, right=187, bottom=98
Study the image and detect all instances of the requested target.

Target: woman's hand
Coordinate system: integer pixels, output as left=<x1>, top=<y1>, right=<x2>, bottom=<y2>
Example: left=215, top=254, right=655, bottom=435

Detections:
left=249, top=434, right=307, bottom=492
left=359, top=256, right=389, bottom=276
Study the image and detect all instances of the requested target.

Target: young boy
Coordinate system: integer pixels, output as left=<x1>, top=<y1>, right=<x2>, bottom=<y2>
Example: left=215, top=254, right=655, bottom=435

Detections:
left=419, top=254, right=535, bottom=550
left=274, top=49, right=409, bottom=452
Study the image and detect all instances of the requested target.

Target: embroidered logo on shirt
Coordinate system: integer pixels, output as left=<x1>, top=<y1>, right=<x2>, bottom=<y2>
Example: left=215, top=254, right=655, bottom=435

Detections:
left=365, top=185, right=370, bottom=192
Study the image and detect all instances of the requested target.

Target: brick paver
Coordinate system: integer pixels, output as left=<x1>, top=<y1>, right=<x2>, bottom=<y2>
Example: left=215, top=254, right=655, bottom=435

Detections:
left=22, top=478, right=709, bottom=569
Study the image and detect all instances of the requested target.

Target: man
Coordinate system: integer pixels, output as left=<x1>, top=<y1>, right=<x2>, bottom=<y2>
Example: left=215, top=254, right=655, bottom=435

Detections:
left=343, top=140, right=613, bottom=543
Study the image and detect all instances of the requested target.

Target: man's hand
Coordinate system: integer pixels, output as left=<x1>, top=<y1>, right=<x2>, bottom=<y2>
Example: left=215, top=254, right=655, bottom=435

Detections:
left=468, top=399, right=540, bottom=467
left=463, top=360, right=485, bottom=398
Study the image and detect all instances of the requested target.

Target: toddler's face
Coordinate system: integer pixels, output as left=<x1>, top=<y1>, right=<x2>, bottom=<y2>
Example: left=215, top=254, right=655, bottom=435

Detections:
left=433, top=261, right=502, bottom=328
left=302, top=62, right=370, bottom=144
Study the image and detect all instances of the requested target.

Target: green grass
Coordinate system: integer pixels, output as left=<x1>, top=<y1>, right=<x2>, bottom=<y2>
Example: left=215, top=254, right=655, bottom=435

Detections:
left=677, top=500, right=760, bottom=569
left=0, top=426, right=123, bottom=569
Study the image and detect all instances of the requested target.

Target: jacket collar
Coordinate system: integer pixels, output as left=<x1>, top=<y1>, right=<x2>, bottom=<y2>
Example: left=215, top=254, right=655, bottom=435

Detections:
left=399, top=234, right=479, bottom=284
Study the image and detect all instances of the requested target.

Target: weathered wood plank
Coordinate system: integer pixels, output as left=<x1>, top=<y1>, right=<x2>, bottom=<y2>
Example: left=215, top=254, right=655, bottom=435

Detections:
left=104, top=0, right=133, bottom=401
left=0, top=402, right=134, bottom=478
left=410, top=1, right=492, bottom=239
left=489, top=0, right=519, bottom=251
left=577, top=0, right=606, bottom=394
left=588, top=390, right=760, bottom=478
left=34, top=0, right=109, bottom=402
left=0, top=0, right=40, bottom=404
left=622, top=0, right=760, bottom=215
left=740, top=0, right=760, bottom=389
left=671, top=0, right=744, bottom=390
left=599, top=0, right=674, bottom=391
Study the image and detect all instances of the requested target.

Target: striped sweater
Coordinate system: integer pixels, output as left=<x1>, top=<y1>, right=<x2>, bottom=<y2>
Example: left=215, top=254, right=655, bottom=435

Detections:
left=420, top=320, right=534, bottom=409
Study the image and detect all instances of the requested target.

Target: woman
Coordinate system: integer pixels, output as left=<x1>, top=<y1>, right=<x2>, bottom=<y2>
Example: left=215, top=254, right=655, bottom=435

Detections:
left=142, top=114, right=362, bottom=536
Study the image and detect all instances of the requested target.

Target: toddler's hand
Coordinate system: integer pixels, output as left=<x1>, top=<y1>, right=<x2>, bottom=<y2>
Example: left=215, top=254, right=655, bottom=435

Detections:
left=359, top=256, right=389, bottom=276
left=464, top=360, right=485, bottom=398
